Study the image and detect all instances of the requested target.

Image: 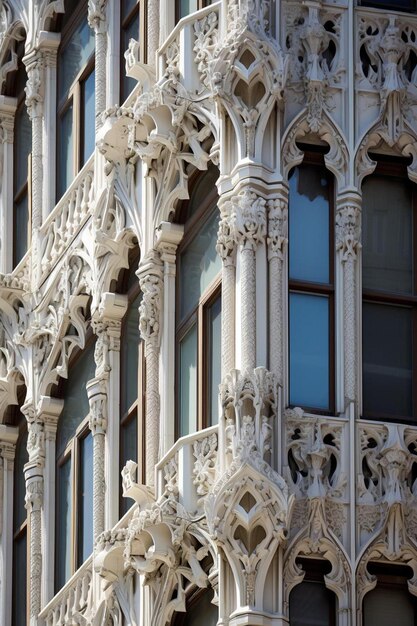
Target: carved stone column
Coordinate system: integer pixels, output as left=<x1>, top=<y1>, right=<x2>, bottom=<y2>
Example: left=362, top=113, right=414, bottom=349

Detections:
left=0, top=427, right=18, bottom=626
left=22, top=403, right=45, bottom=626
left=267, top=187, right=288, bottom=386
left=88, top=0, right=108, bottom=130
left=41, top=38, right=60, bottom=221
left=147, top=0, right=160, bottom=66
left=336, top=190, right=361, bottom=407
left=217, top=198, right=237, bottom=378
left=0, top=99, right=16, bottom=274
left=88, top=316, right=111, bottom=540
left=138, top=250, right=163, bottom=488
left=232, top=188, right=266, bottom=371
left=156, top=223, right=184, bottom=456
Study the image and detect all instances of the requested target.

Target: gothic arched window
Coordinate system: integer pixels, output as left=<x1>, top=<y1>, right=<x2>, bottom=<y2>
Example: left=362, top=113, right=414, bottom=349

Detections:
left=12, top=414, right=28, bottom=626
left=176, top=165, right=221, bottom=437
left=288, top=151, right=335, bottom=414
left=55, top=341, right=96, bottom=591
left=289, top=559, right=336, bottom=626
left=363, top=563, right=417, bottom=625
left=119, top=254, right=144, bottom=516
left=56, top=0, right=95, bottom=200
left=362, top=158, right=417, bottom=422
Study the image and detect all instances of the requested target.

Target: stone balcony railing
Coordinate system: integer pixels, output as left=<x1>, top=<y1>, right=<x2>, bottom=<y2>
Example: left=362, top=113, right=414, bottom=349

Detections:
left=155, top=425, right=219, bottom=515
left=38, top=156, right=95, bottom=284
left=39, top=557, right=93, bottom=626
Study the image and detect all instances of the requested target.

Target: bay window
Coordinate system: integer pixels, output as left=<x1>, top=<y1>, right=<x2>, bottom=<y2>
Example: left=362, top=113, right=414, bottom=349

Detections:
left=288, top=153, right=335, bottom=414
left=55, top=341, right=96, bottom=591
left=56, top=0, right=95, bottom=200
left=176, top=167, right=221, bottom=437
left=362, top=159, right=417, bottom=422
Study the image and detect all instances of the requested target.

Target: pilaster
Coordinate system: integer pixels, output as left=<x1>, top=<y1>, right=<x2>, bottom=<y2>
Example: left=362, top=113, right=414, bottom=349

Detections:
left=137, top=249, right=163, bottom=488
left=156, top=222, right=184, bottom=456
left=335, top=189, right=362, bottom=410
left=40, top=396, right=64, bottom=606
left=0, top=426, right=18, bottom=626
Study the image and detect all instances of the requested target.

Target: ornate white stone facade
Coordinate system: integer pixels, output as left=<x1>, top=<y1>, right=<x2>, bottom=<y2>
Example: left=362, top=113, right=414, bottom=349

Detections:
left=0, top=0, right=416, bottom=625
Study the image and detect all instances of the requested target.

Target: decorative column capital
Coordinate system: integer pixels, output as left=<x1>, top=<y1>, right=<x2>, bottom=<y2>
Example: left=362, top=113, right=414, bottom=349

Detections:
left=23, top=51, right=44, bottom=120
left=267, top=190, right=289, bottom=261
left=156, top=222, right=184, bottom=270
left=39, top=396, right=64, bottom=442
left=137, top=250, right=164, bottom=347
left=217, top=199, right=237, bottom=267
left=336, top=190, right=362, bottom=262
left=231, top=188, right=267, bottom=251
left=0, top=97, right=16, bottom=144
left=87, top=377, right=108, bottom=435
left=0, top=442, right=16, bottom=463
left=22, top=402, right=45, bottom=468
left=88, top=0, right=107, bottom=33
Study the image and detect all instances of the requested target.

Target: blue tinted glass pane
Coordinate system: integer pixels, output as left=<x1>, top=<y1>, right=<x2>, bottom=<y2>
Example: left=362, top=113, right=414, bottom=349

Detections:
left=56, top=457, right=72, bottom=590
left=180, top=210, right=221, bottom=319
left=363, top=303, right=412, bottom=418
left=14, top=194, right=28, bottom=266
left=57, top=103, right=74, bottom=198
left=179, top=324, right=197, bottom=436
left=12, top=532, right=27, bottom=626
left=57, top=343, right=96, bottom=457
left=362, top=175, right=413, bottom=294
left=290, top=293, right=329, bottom=410
left=82, top=70, right=95, bottom=164
left=179, top=0, right=191, bottom=18
left=78, top=433, right=94, bottom=564
left=122, top=293, right=141, bottom=414
left=58, top=18, right=95, bottom=102
left=289, top=165, right=330, bottom=283
left=208, top=296, right=221, bottom=426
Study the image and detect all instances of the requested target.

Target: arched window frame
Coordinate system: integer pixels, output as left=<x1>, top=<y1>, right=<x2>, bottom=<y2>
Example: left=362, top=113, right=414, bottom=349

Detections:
left=54, top=337, right=96, bottom=591
left=175, top=169, right=221, bottom=438
left=362, top=562, right=417, bottom=625
left=288, top=557, right=337, bottom=626
left=287, top=148, right=336, bottom=415
left=56, top=0, right=95, bottom=201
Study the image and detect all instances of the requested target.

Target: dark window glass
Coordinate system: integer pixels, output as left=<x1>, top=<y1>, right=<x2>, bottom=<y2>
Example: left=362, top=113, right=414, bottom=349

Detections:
left=56, top=456, right=72, bottom=589
left=363, top=303, right=412, bottom=418
left=359, top=0, right=416, bottom=12
left=12, top=533, right=27, bottom=626
left=14, top=104, right=32, bottom=193
left=120, top=413, right=138, bottom=515
left=14, top=194, right=29, bottom=270
left=362, top=164, right=417, bottom=422
left=57, top=102, right=74, bottom=199
left=58, top=17, right=94, bottom=102
left=12, top=422, right=28, bottom=626
left=121, top=0, right=140, bottom=101
left=13, top=427, right=28, bottom=531
left=207, top=294, right=222, bottom=425
left=290, top=581, right=335, bottom=626
left=121, top=293, right=141, bottom=414
left=363, top=564, right=417, bottom=626
left=181, top=589, right=218, bottom=626
left=362, top=176, right=413, bottom=294
left=178, top=0, right=191, bottom=18
left=179, top=323, right=198, bottom=436
left=81, top=69, right=95, bottom=165
left=78, top=432, right=94, bottom=563
left=289, top=165, right=330, bottom=284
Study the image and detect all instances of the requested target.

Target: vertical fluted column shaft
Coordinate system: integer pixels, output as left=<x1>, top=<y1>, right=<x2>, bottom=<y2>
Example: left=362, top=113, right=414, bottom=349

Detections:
left=267, top=188, right=289, bottom=386
left=232, top=188, right=266, bottom=372
left=138, top=251, right=164, bottom=489
left=336, top=190, right=361, bottom=406
left=88, top=0, right=108, bottom=130
left=217, top=203, right=237, bottom=377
